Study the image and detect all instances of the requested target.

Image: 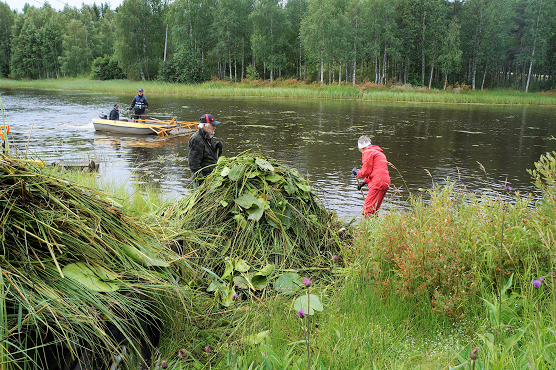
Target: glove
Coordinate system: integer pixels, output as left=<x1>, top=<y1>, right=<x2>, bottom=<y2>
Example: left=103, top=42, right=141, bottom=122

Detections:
left=128, top=107, right=133, bottom=111
left=352, top=168, right=359, bottom=176
left=215, top=142, right=223, bottom=151
left=357, top=181, right=366, bottom=191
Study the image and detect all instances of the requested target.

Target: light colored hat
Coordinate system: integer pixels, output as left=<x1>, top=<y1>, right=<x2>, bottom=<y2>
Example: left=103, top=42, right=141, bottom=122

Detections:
left=358, top=135, right=372, bottom=149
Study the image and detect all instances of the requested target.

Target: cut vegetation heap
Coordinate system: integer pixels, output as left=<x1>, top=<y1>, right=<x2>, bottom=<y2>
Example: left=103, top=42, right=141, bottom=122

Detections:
left=162, top=153, right=346, bottom=277
left=0, top=154, right=187, bottom=369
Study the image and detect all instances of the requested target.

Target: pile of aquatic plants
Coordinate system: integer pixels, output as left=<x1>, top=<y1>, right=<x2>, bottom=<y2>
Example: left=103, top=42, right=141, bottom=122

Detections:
left=0, top=154, right=188, bottom=369
left=161, top=152, right=346, bottom=275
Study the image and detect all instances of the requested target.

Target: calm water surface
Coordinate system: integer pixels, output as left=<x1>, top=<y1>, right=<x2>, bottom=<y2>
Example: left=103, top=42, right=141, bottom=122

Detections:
left=1, top=87, right=555, bottom=219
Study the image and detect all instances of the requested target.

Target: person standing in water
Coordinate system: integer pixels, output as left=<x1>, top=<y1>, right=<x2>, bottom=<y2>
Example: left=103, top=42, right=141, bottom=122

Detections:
left=352, top=135, right=390, bottom=216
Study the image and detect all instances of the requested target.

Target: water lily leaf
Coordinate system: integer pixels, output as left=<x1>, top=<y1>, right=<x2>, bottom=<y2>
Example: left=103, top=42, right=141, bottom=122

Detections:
left=233, top=213, right=247, bottom=229
left=121, top=244, right=169, bottom=267
left=221, top=167, right=231, bottom=177
left=233, top=275, right=250, bottom=289
left=296, top=182, right=311, bottom=192
left=265, top=173, right=282, bottom=182
left=255, top=158, right=274, bottom=172
left=274, top=273, right=302, bottom=295
left=63, top=262, right=120, bottom=292
left=243, top=330, right=270, bottom=345
left=293, top=294, right=323, bottom=315
left=235, top=259, right=250, bottom=272
left=228, top=164, right=245, bottom=181
left=235, top=194, right=258, bottom=209
left=251, top=275, right=269, bottom=290
left=246, top=205, right=264, bottom=221
left=256, top=263, right=275, bottom=277
left=246, top=170, right=261, bottom=178
left=284, top=183, right=297, bottom=195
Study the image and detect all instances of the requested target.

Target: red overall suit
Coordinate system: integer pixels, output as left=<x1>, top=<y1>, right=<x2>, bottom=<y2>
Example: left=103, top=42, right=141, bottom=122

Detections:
left=356, top=145, right=390, bottom=216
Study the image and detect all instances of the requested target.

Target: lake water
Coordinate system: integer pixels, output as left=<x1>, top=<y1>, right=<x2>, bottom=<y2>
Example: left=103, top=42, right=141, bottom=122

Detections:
left=1, top=87, right=555, bottom=219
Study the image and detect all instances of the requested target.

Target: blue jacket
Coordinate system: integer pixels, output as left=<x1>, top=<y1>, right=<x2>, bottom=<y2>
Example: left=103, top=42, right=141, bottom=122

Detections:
left=129, top=95, right=148, bottom=112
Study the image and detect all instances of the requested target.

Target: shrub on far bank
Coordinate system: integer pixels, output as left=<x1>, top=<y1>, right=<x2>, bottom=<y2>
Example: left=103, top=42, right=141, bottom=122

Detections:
left=91, top=54, right=126, bottom=80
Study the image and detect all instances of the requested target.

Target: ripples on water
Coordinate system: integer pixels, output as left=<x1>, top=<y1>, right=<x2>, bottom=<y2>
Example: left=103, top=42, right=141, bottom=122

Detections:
left=1, top=88, right=555, bottom=220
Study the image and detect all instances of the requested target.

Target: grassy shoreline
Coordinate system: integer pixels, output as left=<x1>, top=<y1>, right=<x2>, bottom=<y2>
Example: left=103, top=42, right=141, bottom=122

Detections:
left=2, top=77, right=556, bottom=105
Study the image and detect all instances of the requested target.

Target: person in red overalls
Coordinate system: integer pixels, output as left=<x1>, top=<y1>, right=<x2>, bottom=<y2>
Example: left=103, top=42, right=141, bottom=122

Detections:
left=352, top=135, right=390, bottom=216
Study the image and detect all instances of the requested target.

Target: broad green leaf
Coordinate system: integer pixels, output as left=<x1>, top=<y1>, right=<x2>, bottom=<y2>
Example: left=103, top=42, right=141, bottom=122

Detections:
left=233, top=213, right=247, bottom=229
left=246, top=170, right=261, bottom=178
left=233, top=275, right=250, bottom=289
left=228, top=164, right=245, bottom=181
left=207, top=281, right=218, bottom=292
left=235, top=194, right=258, bottom=209
left=296, top=182, right=311, bottom=192
left=221, top=167, right=231, bottom=177
left=251, top=275, right=269, bottom=290
left=243, top=330, right=270, bottom=345
left=121, top=244, right=169, bottom=267
left=274, top=273, right=301, bottom=295
left=265, top=212, right=280, bottom=229
left=284, top=183, right=296, bottom=195
left=256, top=263, right=275, bottom=277
left=293, top=294, right=323, bottom=315
left=265, top=173, right=282, bottom=182
left=235, top=259, right=250, bottom=272
left=221, top=257, right=234, bottom=280
left=246, top=203, right=264, bottom=221
left=220, top=200, right=229, bottom=207
left=63, top=262, right=120, bottom=292
left=255, top=158, right=274, bottom=171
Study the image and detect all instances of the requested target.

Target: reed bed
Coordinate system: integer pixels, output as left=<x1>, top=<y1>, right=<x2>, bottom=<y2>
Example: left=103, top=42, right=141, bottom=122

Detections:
left=2, top=78, right=556, bottom=105
left=160, top=152, right=346, bottom=276
left=0, top=154, right=192, bottom=368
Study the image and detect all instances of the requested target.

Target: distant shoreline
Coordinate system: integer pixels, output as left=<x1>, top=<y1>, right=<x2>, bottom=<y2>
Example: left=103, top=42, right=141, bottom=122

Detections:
left=2, top=78, right=555, bottom=106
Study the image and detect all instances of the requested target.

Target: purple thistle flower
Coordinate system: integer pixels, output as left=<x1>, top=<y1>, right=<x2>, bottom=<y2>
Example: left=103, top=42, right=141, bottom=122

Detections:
left=505, top=185, right=512, bottom=192
left=231, top=293, right=238, bottom=300
left=302, top=278, right=312, bottom=288
left=161, top=360, right=168, bottom=369
left=332, top=255, right=338, bottom=261
left=315, top=322, right=319, bottom=328
left=539, top=276, right=544, bottom=281
left=532, top=279, right=542, bottom=288
left=297, top=309, right=305, bottom=318
left=205, top=345, right=210, bottom=354
left=225, top=331, right=229, bottom=336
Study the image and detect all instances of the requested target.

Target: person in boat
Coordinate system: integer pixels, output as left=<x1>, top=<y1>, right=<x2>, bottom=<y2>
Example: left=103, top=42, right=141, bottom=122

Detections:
left=352, top=135, right=390, bottom=216
left=188, top=114, right=223, bottom=188
left=109, top=103, right=119, bottom=120
left=128, top=88, right=148, bottom=121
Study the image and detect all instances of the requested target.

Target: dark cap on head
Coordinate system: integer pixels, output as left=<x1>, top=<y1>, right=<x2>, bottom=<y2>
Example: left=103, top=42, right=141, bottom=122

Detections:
left=138, top=88, right=144, bottom=92
left=113, top=103, right=118, bottom=108
left=200, top=114, right=221, bottom=126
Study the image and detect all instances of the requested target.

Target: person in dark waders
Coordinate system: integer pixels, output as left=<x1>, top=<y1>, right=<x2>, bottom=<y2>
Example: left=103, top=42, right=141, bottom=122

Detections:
left=188, top=114, right=223, bottom=188
left=128, top=88, right=148, bottom=121
left=352, top=135, right=390, bottom=216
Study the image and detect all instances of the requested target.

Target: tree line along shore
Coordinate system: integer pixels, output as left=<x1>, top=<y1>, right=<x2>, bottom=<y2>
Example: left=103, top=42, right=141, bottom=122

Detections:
left=1, top=0, right=556, bottom=93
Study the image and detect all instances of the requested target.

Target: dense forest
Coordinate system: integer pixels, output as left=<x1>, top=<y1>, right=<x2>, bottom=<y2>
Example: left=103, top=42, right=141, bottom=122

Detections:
left=0, top=0, right=555, bottom=91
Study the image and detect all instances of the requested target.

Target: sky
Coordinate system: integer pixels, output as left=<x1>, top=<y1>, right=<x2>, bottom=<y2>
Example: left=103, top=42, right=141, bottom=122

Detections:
left=4, top=0, right=123, bottom=12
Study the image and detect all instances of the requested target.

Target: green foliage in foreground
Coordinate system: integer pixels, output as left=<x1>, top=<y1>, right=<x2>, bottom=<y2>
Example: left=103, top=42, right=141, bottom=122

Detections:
left=175, top=151, right=555, bottom=370
left=2, top=78, right=556, bottom=106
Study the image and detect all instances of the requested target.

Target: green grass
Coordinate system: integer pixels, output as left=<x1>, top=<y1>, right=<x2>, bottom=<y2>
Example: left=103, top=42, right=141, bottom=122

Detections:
left=2, top=77, right=556, bottom=105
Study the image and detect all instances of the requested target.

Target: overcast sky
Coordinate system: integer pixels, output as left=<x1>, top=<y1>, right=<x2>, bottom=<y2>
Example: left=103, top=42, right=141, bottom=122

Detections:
left=4, top=0, right=123, bottom=12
